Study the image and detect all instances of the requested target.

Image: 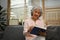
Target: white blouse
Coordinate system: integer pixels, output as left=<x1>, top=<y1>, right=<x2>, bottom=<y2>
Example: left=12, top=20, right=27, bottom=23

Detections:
left=23, top=18, right=46, bottom=40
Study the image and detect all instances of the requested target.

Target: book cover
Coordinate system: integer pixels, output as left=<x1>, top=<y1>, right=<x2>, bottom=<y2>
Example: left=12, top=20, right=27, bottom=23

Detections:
left=30, top=27, right=46, bottom=36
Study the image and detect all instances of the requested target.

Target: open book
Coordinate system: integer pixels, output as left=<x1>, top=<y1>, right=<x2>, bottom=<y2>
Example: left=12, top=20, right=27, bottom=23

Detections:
left=30, top=27, right=46, bottom=36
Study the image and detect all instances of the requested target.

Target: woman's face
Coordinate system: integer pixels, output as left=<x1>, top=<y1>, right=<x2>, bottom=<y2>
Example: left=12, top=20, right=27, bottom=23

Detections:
left=32, top=8, right=41, bottom=20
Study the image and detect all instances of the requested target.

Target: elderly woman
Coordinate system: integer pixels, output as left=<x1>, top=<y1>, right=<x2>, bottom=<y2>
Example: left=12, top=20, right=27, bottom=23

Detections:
left=23, top=6, right=46, bottom=40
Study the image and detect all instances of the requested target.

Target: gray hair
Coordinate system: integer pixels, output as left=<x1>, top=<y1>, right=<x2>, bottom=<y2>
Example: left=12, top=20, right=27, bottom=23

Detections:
left=31, top=6, right=42, bottom=17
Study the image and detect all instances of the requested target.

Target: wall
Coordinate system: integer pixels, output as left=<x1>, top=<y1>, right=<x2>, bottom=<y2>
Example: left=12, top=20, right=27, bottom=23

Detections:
left=45, top=0, right=60, bottom=8
left=0, top=0, right=7, bottom=10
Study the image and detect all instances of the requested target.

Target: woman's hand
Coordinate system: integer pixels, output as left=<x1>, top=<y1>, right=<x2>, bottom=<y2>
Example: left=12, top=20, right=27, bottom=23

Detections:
left=25, top=32, right=34, bottom=37
left=28, top=26, right=34, bottom=32
left=25, top=26, right=34, bottom=37
left=39, top=32, right=46, bottom=36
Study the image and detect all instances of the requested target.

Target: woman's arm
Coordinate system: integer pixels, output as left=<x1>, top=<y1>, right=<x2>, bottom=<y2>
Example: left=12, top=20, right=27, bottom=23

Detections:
left=23, top=20, right=34, bottom=37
